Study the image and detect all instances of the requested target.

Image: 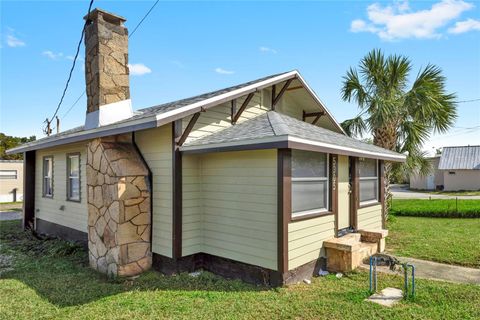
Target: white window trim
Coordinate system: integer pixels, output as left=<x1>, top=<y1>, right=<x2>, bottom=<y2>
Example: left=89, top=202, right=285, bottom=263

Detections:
left=67, top=154, right=81, bottom=201
left=43, top=156, right=53, bottom=198
left=359, top=159, right=379, bottom=205
left=291, top=153, right=330, bottom=217
left=0, top=170, right=17, bottom=180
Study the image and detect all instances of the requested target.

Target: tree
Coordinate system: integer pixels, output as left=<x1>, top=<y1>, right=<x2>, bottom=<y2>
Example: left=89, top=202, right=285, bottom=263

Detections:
left=0, top=133, right=36, bottom=160
left=341, top=49, right=457, bottom=212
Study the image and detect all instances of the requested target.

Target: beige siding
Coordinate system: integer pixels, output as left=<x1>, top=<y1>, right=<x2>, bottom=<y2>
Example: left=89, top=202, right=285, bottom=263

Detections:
left=357, top=204, right=383, bottom=230
left=443, top=170, right=480, bottom=191
left=181, top=150, right=278, bottom=270
left=288, top=214, right=335, bottom=270
left=135, top=124, right=173, bottom=257
left=35, top=143, right=88, bottom=232
left=182, top=154, right=203, bottom=256
left=182, top=92, right=267, bottom=145
left=0, top=161, right=23, bottom=202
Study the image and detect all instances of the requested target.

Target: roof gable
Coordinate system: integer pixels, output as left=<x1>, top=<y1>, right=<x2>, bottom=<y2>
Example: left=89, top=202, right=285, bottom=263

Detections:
left=7, top=70, right=345, bottom=154
left=438, top=146, right=480, bottom=170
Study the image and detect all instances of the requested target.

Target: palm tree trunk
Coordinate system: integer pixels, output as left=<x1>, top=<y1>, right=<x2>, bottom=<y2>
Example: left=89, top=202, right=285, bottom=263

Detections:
left=373, top=125, right=397, bottom=222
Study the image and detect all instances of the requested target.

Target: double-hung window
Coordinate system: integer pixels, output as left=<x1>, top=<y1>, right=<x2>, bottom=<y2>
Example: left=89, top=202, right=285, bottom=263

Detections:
left=359, top=158, right=379, bottom=205
left=43, top=156, right=53, bottom=198
left=291, top=150, right=329, bottom=218
left=67, top=154, right=80, bottom=201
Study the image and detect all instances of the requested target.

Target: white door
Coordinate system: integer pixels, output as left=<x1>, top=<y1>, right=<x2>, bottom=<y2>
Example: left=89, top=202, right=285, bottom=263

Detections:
left=426, top=175, right=435, bottom=190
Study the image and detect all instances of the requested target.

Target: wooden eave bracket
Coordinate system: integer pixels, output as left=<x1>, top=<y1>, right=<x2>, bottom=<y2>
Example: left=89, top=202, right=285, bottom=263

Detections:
left=271, top=78, right=294, bottom=110
left=231, top=93, right=255, bottom=124
left=303, top=110, right=326, bottom=125
left=176, top=108, right=205, bottom=146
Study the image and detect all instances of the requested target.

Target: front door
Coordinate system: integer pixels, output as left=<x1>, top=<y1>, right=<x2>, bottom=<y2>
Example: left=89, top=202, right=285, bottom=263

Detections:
left=337, top=155, right=351, bottom=233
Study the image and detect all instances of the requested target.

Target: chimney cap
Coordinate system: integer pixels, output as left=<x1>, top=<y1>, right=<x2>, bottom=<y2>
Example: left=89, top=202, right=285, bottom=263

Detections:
left=84, top=8, right=127, bottom=24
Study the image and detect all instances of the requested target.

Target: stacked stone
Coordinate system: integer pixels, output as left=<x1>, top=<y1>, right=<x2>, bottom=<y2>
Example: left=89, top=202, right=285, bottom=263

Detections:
left=85, top=9, right=130, bottom=113
left=87, top=136, right=151, bottom=277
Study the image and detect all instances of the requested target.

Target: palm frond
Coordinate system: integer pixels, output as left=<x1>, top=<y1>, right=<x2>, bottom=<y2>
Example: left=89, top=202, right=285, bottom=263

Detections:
left=340, top=115, right=367, bottom=138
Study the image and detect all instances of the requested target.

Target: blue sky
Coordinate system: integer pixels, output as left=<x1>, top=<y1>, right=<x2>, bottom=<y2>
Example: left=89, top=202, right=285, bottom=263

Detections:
left=1, top=0, right=479, bottom=155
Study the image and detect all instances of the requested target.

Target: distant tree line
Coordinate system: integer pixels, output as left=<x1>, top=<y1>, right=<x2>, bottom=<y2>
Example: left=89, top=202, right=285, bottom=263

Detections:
left=0, top=133, right=36, bottom=160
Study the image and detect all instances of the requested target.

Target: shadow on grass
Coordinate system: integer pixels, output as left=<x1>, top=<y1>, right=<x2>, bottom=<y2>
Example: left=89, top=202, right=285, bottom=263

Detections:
left=0, top=220, right=266, bottom=307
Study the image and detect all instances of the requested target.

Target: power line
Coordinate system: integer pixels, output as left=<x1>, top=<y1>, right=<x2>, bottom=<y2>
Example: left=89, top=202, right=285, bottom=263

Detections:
left=61, top=0, right=160, bottom=122
left=457, top=98, right=480, bottom=103
left=44, top=0, right=94, bottom=135
left=129, top=0, right=160, bottom=38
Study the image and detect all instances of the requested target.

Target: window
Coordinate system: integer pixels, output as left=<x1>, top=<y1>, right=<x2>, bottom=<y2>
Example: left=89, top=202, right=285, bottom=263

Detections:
left=43, top=156, right=53, bottom=197
left=359, top=158, right=378, bottom=204
left=0, top=170, right=17, bottom=179
left=291, top=150, right=329, bottom=217
left=67, top=154, right=80, bottom=201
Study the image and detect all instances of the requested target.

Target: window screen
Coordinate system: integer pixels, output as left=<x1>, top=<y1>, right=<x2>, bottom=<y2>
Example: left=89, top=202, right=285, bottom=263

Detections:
left=291, top=150, right=329, bottom=217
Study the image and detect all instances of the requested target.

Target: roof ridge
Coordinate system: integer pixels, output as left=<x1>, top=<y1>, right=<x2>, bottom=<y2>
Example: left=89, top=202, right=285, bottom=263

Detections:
left=267, top=111, right=290, bottom=136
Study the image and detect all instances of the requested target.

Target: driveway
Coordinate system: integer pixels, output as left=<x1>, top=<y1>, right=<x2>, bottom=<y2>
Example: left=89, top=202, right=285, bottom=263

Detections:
left=391, top=185, right=480, bottom=199
left=0, top=211, right=22, bottom=221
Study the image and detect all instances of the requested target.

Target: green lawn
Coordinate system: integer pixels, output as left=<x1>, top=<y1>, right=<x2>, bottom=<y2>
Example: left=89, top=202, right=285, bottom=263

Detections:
left=1, top=221, right=480, bottom=319
left=387, top=216, right=480, bottom=268
left=390, top=199, right=480, bottom=218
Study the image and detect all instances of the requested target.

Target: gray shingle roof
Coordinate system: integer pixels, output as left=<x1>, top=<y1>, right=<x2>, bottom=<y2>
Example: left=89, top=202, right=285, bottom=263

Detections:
left=438, top=146, right=480, bottom=170
left=182, top=111, right=403, bottom=160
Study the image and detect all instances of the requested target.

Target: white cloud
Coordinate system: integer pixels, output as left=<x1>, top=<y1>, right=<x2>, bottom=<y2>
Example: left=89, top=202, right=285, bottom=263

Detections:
left=214, top=67, right=235, bottom=75
left=448, top=18, right=480, bottom=33
left=42, top=50, right=63, bottom=60
left=128, top=63, right=152, bottom=76
left=6, top=35, right=25, bottom=47
left=350, top=0, right=475, bottom=40
left=259, top=46, right=278, bottom=54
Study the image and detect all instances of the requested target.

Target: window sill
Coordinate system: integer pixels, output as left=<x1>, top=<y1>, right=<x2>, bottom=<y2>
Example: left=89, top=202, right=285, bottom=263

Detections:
left=359, top=201, right=380, bottom=209
left=42, top=195, right=54, bottom=199
left=66, top=198, right=81, bottom=203
left=291, top=210, right=333, bottom=222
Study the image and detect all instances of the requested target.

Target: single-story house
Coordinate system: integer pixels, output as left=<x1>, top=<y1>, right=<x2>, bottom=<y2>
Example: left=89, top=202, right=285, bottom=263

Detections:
left=410, top=146, right=480, bottom=191
left=0, top=160, right=23, bottom=202
left=7, top=8, right=405, bottom=285
left=409, top=156, right=443, bottom=190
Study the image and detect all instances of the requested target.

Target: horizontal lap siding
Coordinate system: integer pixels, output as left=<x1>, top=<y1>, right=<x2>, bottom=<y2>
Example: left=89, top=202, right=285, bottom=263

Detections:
left=182, top=92, right=266, bottom=145
left=288, top=215, right=335, bottom=270
left=182, top=154, right=203, bottom=256
left=35, top=143, right=88, bottom=232
left=135, top=125, right=173, bottom=257
left=200, top=150, right=278, bottom=270
left=357, top=204, right=382, bottom=230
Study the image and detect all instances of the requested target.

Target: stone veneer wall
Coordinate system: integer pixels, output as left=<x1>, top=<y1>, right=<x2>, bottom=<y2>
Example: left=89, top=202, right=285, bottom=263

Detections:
left=87, top=135, right=151, bottom=277
left=84, top=9, right=130, bottom=113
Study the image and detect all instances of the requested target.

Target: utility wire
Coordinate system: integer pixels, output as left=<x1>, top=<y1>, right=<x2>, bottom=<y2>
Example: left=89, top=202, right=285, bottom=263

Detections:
left=129, top=0, right=160, bottom=38
left=61, top=0, right=160, bottom=123
left=44, top=0, right=94, bottom=135
left=457, top=98, right=480, bottom=103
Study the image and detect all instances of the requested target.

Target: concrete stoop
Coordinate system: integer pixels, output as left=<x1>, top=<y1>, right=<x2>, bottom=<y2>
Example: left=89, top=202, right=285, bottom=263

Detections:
left=324, top=229, right=388, bottom=273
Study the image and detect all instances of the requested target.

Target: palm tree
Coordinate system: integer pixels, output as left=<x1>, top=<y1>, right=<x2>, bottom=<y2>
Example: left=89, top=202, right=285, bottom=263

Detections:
left=341, top=49, right=457, bottom=212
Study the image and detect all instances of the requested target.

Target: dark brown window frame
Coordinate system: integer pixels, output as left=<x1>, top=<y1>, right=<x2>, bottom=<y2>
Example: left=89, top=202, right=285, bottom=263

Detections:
left=358, top=158, right=381, bottom=208
left=66, top=152, right=81, bottom=202
left=42, top=155, right=54, bottom=198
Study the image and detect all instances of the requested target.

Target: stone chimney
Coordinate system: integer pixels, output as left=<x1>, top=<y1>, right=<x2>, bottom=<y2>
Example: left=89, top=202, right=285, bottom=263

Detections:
left=84, top=8, right=133, bottom=129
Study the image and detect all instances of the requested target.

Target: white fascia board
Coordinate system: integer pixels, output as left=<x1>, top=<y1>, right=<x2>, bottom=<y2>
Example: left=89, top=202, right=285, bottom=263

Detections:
left=287, top=136, right=406, bottom=161
left=155, top=71, right=298, bottom=125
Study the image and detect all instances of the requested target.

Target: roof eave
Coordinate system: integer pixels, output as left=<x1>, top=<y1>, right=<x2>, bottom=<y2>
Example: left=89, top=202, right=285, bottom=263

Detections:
left=181, top=135, right=406, bottom=162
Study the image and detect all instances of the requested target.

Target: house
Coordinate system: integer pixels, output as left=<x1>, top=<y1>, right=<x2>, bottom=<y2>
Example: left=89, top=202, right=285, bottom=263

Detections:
left=7, top=8, right=405, bottom=285
left=438, top=146, right=480, bottom=191
left=0, top=160, right=23, bottom=202
left=409, top=156, right=443, bottom=190
left=410, top=146, right=480, bottom=191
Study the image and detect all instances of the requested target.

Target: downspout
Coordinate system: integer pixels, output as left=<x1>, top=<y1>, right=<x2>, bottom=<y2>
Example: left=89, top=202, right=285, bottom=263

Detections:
left=131, top=132, right=153, bottom=250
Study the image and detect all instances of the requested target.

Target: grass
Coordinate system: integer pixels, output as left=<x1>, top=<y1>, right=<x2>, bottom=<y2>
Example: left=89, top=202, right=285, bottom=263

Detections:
left=390, top=199, right=480, bottom=218
left=0, top=201, right=22, bottom=212
left=1, top=220, right=480, bottom=319
left=387, top=216, right=480, bottom=268
left=411, top=189, right=480, bottom=196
